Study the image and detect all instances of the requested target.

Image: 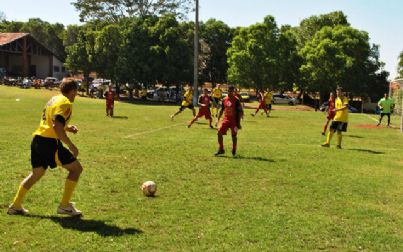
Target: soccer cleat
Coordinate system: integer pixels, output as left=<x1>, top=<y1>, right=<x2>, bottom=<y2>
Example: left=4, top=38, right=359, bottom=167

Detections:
left=376, top=122, right=381, bottom=126
left=321, top=143, right=330, bottom=147
left=321, top=132, right=326, bottom=136
left=187, top=124, right=191, bottom=128
left=210, top=125, right=214, bottom=129
left=214, top=149, right=225, bottom=156
left=232, top=149, right=236, bottom=156
left=336, top=145, right=342, bottom=149
left=250, top=113, right=255, bottom=117
left=57, top=202, right=82, bottom=217
left=7, top=205, right=29, bottom=215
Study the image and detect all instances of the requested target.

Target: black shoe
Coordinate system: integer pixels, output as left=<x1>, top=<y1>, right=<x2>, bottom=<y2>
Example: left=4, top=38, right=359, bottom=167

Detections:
left=210, top=125, right=214, bottom=129
left=321, top=132, right=325, bottom=136
left=214, top=149, right=225, bottom=156
left=336, top=145, right=342, bottom=149
left=232, top=149, right=236, bottom=156
left=250, top=113, right=255, bottom=117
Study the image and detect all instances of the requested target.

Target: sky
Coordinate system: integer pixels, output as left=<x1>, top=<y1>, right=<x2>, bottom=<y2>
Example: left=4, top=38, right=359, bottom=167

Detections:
left=1, top=0, right=402, bottom=79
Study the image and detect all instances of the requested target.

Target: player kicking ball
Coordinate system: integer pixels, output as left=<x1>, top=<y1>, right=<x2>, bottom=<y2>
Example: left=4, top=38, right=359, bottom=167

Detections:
left=188, top=88, right=214, bottom=129
left=215, top=86, right=243, bottom=156
left=171, top=86, right=196, bottom=120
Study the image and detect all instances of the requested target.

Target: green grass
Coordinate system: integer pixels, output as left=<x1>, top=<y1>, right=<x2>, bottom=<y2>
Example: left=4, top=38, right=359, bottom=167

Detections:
left=0, top=85, right=402, bottom=251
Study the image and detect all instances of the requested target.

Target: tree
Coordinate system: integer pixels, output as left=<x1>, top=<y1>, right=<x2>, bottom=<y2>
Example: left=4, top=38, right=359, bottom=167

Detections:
left=398, top=51, right=403, bottom=78
left=227, top=15, right=279, bottom=90
left=299, top=25, right=378, bottom=95
left=199, top=19, right=233, bottom=86
left=73, top=0, right=192, bottom=22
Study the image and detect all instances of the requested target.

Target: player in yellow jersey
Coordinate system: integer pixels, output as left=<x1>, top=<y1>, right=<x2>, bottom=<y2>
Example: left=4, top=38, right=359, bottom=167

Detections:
left=212, top=84, right=223, bottom=116
left=321, top=87, right=349, bottom=149
left=264, top=88, right=273, bottom=117
left=171, top=86, right=196, bottom=120
left=8, top=78, right=84, bottom=216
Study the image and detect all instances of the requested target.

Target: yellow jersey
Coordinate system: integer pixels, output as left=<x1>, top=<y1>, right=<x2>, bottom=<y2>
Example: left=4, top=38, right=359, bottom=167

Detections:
left=264, top=92, right=272, bottom=104
left=333, top=97, right=349, bottom=122
left=181, top=90, right=193, bottom=106
left=212, top=87, right=223, bottom=99
left=33, top=94, right=73, bottom=138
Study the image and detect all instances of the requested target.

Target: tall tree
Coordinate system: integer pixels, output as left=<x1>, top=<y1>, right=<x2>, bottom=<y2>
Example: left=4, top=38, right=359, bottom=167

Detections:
left=199, top=19, right=233, bottom=86
left=227, top=15, right=279, bottom=90
left=73, top=0, right=192, bottom=22
left=398, top=51, right=403, bottom=78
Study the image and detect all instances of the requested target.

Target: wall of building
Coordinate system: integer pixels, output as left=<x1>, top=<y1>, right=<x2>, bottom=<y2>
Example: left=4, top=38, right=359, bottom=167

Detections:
left=53, top=56, right=68, bottom=79
left=31, top=55, right=49, bottom=78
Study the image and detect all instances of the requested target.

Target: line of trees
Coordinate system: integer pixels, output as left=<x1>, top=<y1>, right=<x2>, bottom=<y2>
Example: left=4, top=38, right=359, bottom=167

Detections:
left=0, top=3, right=397, bottom=100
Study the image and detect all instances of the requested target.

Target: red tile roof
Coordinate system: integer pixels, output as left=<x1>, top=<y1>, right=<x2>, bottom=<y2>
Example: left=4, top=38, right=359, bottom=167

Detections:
left=0, top=33, right=30, bottom=46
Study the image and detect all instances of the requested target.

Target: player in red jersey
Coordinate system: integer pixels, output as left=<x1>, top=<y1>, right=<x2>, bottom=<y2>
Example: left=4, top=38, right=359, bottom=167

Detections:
left=188, top=88, right=214, bottom=128
left=104, top=85, right=115, bottom=117
left=250, top=89, right=268, bottom=117
left=215, top=86, right=244, bottom=156
left=322, top=91, right=336, bottom=135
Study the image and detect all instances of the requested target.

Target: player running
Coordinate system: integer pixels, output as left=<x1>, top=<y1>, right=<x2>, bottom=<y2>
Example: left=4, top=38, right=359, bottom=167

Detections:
left=251, top=89, right=268, bottom=117
left=188, top=88, right=214, bottom=128
left=8, top=78, right=84, bottom=216
left=322, top=91, right=336, bottom=135
left=321, top=87, right=349, bottom=149
left=171, top=86, right=196, bottom=120
left=212, top=84, right=223, bottom=118
left=264, top=88, right=273, bottom=117
left=377, top=93, right=395, bottom=127
left=215, top=86, right=244, bottom=156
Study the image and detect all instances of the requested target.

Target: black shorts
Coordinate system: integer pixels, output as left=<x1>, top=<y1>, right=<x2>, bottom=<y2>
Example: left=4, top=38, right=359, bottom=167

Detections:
left=212, top=97, right=221, bottom=106
left=330, top=121, right=348, bottom=132
left=266, top=104, right=272, bottom=110
left=179, top=104, right=194, bottom=111
left=31, top=135, right=76, bottom=169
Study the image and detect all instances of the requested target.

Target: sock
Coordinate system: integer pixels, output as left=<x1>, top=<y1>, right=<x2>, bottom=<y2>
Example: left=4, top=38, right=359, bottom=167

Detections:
left=326, top=130, right=334, bottom=144
left=12, top=185, right=28, bottom=209
left=337, top=132, right=342, bottom=146
left=61, top=179, right=77, bottom=207
left=232, top=141, right=237, bottom=151
left=219, top=138, right=224, bottom=150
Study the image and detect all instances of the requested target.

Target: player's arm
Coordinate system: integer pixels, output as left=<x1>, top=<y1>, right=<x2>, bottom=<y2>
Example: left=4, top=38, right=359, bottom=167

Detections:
left=53, top=116, right=79, bottom=157
left=198, top=96, right=204, bottom=107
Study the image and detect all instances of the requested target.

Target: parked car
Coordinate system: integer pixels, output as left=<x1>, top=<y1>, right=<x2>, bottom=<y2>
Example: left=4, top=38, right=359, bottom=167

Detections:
left=240, top=92, right=250, bottom=102
left=44, top=77, right=60, bottom=89
left=272, top=93, right=299, bottom=105
left=21, top=78, right=33, bottom=88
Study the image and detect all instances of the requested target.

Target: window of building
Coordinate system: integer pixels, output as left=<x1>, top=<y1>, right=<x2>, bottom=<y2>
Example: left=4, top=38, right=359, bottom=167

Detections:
left=54, top=66, right=60, bottom=72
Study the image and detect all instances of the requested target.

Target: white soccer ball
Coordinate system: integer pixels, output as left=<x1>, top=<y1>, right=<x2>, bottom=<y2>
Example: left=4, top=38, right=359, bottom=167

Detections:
left=141, top=181, right=157, bottom=197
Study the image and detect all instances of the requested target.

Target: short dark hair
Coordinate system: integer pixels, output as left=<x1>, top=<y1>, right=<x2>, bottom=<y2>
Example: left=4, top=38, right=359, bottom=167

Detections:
left=228, top=85, right=235, bottom=91
left=60, top=78, right=78, bottom=94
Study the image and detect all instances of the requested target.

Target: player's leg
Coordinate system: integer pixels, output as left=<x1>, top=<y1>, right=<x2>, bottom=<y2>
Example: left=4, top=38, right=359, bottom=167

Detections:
left=322, top=119, right=330, bottom=135
left=171, top=106, right=184, bottom=120
left=336, top=131, right=342, bottom=149
left=377, top=113, right=384, bottom=126
left=8, top=167, right=46, bottom=214
left=110, top=104, right=114, bottom=117
left=188, top=114, right=199, bottom=128
left=231, top=134, right=237, bottom=156
left=387, top=113, right=391, bottom=127
left=58, top=160, right=83, bottom=216
left=322, top=122, right=336, bottom=147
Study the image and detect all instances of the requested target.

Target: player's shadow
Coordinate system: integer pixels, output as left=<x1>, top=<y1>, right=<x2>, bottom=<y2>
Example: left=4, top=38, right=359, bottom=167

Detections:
left=215, top=155, right=275, bottom=162
left=347, top=148, right=384, bottom=155
left=23, top=214, right=142, bottom=236
left=346, top=135, right=364, bottom=139
left=111, top=115, right=129, bottom=119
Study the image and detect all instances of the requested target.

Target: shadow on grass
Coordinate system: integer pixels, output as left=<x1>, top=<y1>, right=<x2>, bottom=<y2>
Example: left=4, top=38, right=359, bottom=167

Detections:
left=215, top=155, right=275, bottom=162
left=111, top=115, right=129, bottom=119
left=347, top=148, right=384, bottom=154
left=346, top=135, right=364, bottom=139
left=23, top=214, right=142, bottom=236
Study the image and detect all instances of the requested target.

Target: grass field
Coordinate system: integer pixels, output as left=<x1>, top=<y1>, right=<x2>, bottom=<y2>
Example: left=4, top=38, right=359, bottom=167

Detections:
left=0, top=85, right=402, bottom=251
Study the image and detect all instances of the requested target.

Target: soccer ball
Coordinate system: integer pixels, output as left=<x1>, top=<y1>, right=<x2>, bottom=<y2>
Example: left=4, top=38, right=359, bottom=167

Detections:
left=141, top=181, right=157, bottom=197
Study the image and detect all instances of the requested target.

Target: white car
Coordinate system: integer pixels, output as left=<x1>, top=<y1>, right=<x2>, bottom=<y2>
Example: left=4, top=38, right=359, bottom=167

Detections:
left=272, top=93, right=299, bottom=105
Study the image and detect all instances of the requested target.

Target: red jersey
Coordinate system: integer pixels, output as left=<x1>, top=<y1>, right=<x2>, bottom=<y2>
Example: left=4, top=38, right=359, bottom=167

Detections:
left=105, top=90, right=115, bottom=103
left=222, top=95, right=241, bottom=122
left=198, top=94, right=212, bottom=108
left=328, top=97, right=334, bottom=111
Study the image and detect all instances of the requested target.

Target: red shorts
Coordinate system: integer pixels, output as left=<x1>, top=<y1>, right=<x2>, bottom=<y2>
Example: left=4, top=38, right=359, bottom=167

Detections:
left=106, top=102, right=114, bottom=109
left=327, top=112, right=335, bottom=120
left=218, top=120, right=238, bottom=136
left=196, top=108, right=212, bottom=119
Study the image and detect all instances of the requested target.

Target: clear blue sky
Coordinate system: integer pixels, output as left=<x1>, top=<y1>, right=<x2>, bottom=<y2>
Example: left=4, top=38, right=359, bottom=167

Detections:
left=1, top=0, right=402, bottom=79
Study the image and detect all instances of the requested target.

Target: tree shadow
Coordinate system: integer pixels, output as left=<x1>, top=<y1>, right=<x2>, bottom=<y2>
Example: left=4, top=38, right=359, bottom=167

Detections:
left=347, top=148, right=384, bottom=154
left=23, top=214, right=142, bottom=236
left=111, top=115, right=129, bottom=119
left=215, top=155, right=275, bottom=162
